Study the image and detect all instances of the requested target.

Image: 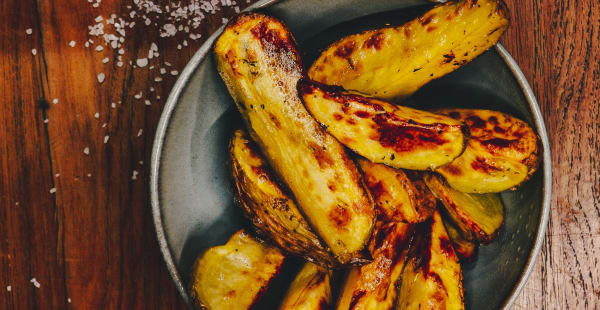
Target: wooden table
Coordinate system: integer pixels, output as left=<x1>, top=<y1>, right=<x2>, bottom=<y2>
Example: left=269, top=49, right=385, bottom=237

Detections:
left=1, top=0, right=598, bottom=309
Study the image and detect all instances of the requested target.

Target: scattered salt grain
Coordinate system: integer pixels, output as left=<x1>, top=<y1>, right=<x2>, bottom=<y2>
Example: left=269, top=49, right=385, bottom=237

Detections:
left=6, top=285, right=11, bottom=292
left=104, top=135, right=109, bottom=143
left=145, top=99, right=151, bottom=106
left=44, top=119, right=49, bottom=123
left=68, top=298, right=71, bottom=303
left=69, top=40, right=76, bottom=47
left=30, top=278, right=41, bottom=288
left=26, top=28, right=33, bottom=35
left=111, top=102, right=116, bottom=108
left=83, top=147, right=90, bottom=155
left=134, top=91, right=142, bottom=99
left=52, top=98, right=59, bottom=104
left=102, top=123, right=107, bottom=128
left=160, top=68, right=166, bottom=74
left=170, top=70, right=178, bottom=76
left=95, top=45, right=104, bottom=51
left=55, top=173, right=60, bottom=177
left=102, top=57, right=109, bottom=64
left=138, top=161, right=144, bottom=165
left=94, top=112, right=100, bottom=118
left=177, top=44, right=182, bottom=50
left=85, top=42, right=90, bottom=48
left=32, top=49, right=37, bottom=55
left=117, top=61, right=123, bottom=67
left=97, top=72, right=105, bottom=83
left=87, top=173, right=92, bottom=178
left=154, top=77, right=162, bottom=82
left=49, top=188, right=56, bottom=194
left=95, top=15, right=103, bottom=23
left=137, top=129, right=143, bottom=137
left=131, top=170, right=139, bottom=180
left=136, top=58, right=148, bottom=67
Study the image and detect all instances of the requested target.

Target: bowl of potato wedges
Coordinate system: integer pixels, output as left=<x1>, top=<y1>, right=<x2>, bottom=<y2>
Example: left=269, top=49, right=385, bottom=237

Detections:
left=150, top=0, right=552, bottom=309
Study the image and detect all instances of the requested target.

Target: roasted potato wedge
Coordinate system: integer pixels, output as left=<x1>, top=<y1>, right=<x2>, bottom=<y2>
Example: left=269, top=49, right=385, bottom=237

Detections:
left=279, top=262, right=332, bottom=310
left=189, top=230, right=285, bottom=310
left=308, top=0, right=509, bottom=100
left=358, top=158, right=435, bottom=223
left=337, top=222, right=413, bottom=310
left=396, top=211, right=464, bottom=310
left=215, top=13, right=375, bottom=264
left=230, top=129, right=338, bottom=266
left=442, top=215, right=478, bottom=262
left=298, top=80, right=467, bottom=170
left=424, top=173, right=504, bottom=244
left=434, top=108, right=539, bottom=193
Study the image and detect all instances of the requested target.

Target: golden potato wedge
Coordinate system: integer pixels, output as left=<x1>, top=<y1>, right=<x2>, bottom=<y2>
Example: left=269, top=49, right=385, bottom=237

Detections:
left=357, top=158, right=435, bottom=223
left=279, top=262, right=332, bottom=310
left=396, top=211, right=464, bottom=310
left=308, top=0, right=509, bottom=100
left=442, top=215, right=478, bottom=262
left=298, top=80, right=467, bottom=170
left=336, top=222, right=413, bottom=310
left=230, top=129, right=338, bottom=266
left=435, top=108, right=539, bottom=193
left=215, top=13, right=375, bottom=264
left=424, top=173, right=504, bottom=244
left=189, top=230, right=285, bottom=310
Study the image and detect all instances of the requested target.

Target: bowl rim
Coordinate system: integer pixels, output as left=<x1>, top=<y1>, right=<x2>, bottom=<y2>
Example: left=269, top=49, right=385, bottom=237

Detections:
left=150, top=1, right=552, bottom=308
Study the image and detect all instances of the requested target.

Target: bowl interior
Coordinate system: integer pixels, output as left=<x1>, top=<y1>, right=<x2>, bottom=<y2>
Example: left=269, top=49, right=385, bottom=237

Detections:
left=156, top=1, right=545, bottom=309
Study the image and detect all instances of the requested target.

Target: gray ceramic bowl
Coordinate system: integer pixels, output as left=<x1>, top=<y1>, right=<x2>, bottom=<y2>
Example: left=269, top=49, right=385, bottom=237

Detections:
left=150, top=0, right=551, bottom=309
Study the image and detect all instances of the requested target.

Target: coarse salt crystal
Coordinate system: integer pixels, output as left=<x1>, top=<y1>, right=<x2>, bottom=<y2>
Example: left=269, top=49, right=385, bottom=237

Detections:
left=85, top=42, right=90, bottom=48
left=69, top=40, right=76, bottom=47
left=52, top=98, right=59, bottom=104
left=49, top=188, right=56, bottom=194
left=117, top=61, right=123, bottom=67
left=94, top=112, right=100, bottom=118
left=111, top=102, right=116, bottom=108
left=154, top=77, right=162, bottom=82
left=170, top=70, right=178, bottom=76
left=32, top=49, right=37, bottom=55
left=137, top=129, right=143, bottom=137
left=83, top=147, right=90, bottom=155
left=138, top=161, right=144, bottom=165
left=55, top=173, right=60, bottom=177
left=6, top=285, right=11, bottom=292
left=145, top=100, right=151, bottom=106
left=44, top=119, right=49, bottom=123
left=95, top=15, right=103, bottom=22
left=104, top=135, right=109, bottom=143
left=97, top=73, right=105, bottom=83
left=134, top=92, right=142, bottom=99
left=95, top=45, right=104, bottom=51
left=131, top=170, right=139, bottom=180
left=136, top=58, right=148, bottom=67
left=102, top=57, right=109, bottom=64
left=160, top=68, right=166, bottom=74
left=30, top=278, right=41, bottom=288
left=68, top=298, right=71, bottom=303
left=26, top=28, right=33, bottom=35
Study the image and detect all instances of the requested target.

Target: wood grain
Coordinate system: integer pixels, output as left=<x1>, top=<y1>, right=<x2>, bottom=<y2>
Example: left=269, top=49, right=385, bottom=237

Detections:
left=0, top=0, right=598, bottom=309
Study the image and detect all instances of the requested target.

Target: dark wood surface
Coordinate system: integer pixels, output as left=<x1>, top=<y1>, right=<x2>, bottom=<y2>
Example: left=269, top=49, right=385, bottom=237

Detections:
left=0, top=0, right=598, bottom=309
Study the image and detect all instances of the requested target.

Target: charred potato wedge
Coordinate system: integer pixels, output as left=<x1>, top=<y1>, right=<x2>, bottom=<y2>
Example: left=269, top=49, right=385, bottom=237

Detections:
left=435, top=108, right=539, bottom=193
left=298, top=80, right=467, bottom=170
left=230, top=130, right=338, bottom=266
left=424, top=173, right=504, bottom=244
left=215, top=13, right=375, bottom=264
left=279, top=262, right=332, bottom=310
left=308, top=0, right=509, bottom=100
left=396, top=211, right=464, bottom=310
left=189, top=230, right=285, bottom=310
left=337, top=222, right=413, bottom=310
left=358, top=158, right=435, bottom=223
left=442, top=215, right=478, bottom=262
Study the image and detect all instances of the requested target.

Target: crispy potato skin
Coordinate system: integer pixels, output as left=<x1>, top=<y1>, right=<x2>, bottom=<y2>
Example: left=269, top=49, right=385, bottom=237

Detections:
left=215, top=13, right=375, bottom=264
left=435, top=108, right=539, bottom=193
left=396, top=211, right=464, bottom=310
left=336, top=222, right=414, bottom=310
left=442, top=215, right=478, bottom=262
left=424, top=173, right=504, bottom=244
left=279, top=262, right=332, bottom=310
left=298, top=80, right=467, bottom=170
left=358, top=159, right=435, bottom=223
left=308, top=0, right=509, bottom=100
left=189, top=230, right=285, bottom=310
left=230, top=130, right=339, bottom=266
